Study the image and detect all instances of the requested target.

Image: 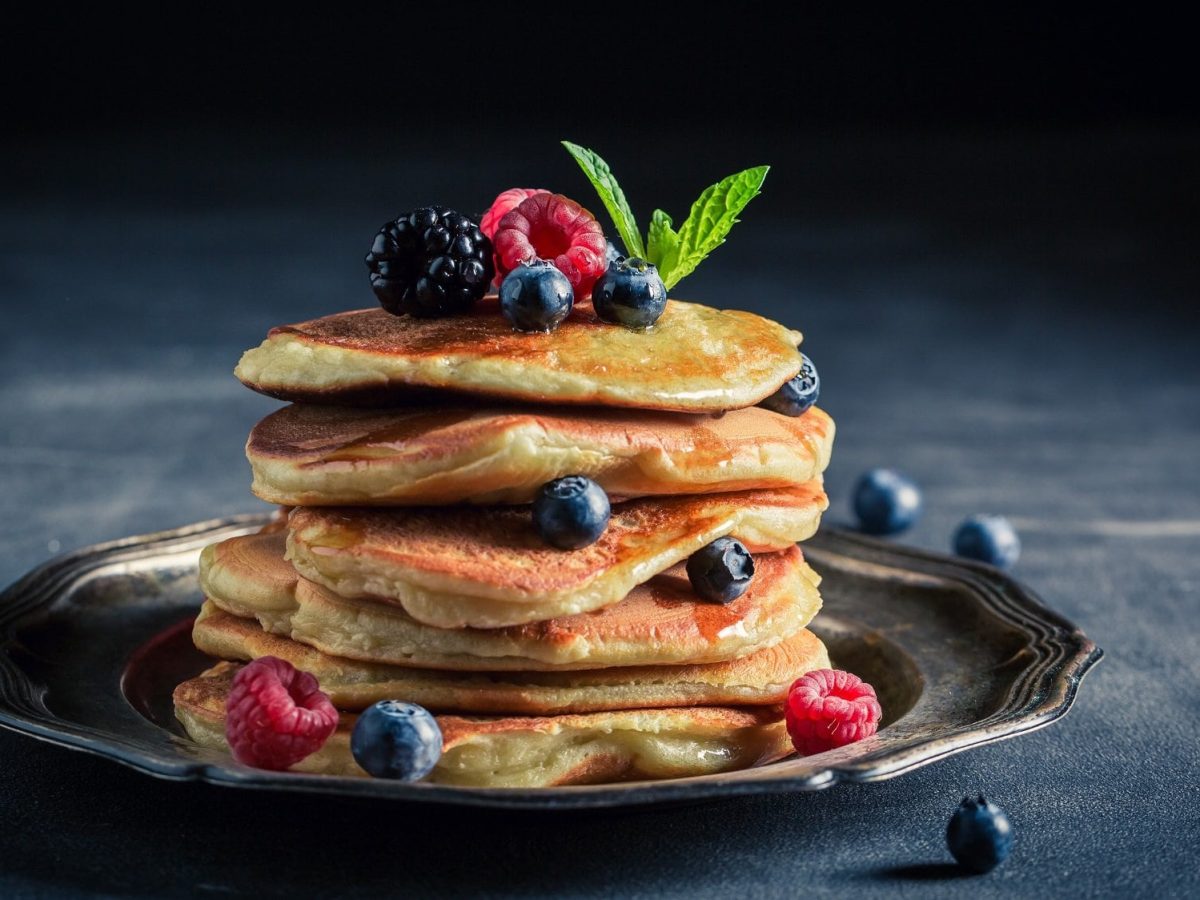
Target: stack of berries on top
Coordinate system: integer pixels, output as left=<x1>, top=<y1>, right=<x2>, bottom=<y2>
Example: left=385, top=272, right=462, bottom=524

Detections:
left=171, top=143, right=881, bottom=787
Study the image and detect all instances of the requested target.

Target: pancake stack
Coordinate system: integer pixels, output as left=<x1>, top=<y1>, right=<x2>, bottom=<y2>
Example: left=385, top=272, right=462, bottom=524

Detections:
left=174, top=296, right=836, bottom=787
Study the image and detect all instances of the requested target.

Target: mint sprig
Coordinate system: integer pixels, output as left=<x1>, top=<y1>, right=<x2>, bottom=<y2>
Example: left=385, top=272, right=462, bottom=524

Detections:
left=562, top=142, right=767, bottom=291
left=658, top=166, right=768, bottom=289
left=561, top=142, right=646, bottom=259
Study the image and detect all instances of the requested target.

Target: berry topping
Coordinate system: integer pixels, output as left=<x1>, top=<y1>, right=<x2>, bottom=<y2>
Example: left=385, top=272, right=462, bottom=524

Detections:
left=480, top=188, right=549, bottom=241
left=592, top=257, right=668, bottom=329
left=365, top=207, right=494, bottom=318
left=853, top=468, right=923, bottom=535
left=953, top=515, right=1021, bottom=569
left=350, top=700, right=443, bottom=781
left=785, top=668, right=882, bottom=756
left=760, top=354, right=820, bottom=416
left=947, top=795, right=1014, bottom=873
left=499, top=260, right=574, bottom=332
left=533, top=475, right=611, bottom=550
left=493, top=193, right=607, bottom=297
left=224, top=656, right=338, bottom=771
left=686, top=537, right=755, bottom=603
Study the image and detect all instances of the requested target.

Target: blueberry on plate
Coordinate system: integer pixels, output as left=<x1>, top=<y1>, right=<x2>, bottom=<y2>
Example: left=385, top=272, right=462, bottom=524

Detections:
left=533, top=475, right=611, bottom=549
left=499, top=260, right=575, bottom=332
left=852, top=468, right=923, bottom=535
left=686, top=537, right=755, bottom=603
left=760, top=354, right=820, bottom=416
left=350, top=700, right=443, bottom=781
left=592, top=257, right=667, bottom=328
left=953, top=515, right=1020, bottom=568
left=947, top=795, right=1014, bottom=873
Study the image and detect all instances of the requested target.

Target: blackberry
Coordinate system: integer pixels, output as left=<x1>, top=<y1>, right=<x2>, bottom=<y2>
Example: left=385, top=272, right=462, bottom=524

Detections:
left=365, top=207, right=494, bottom=318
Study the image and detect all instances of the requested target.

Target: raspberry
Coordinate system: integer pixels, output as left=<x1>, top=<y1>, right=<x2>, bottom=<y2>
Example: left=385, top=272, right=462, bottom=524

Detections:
left=480, top=188, right=548, bottom=241
left=785, top=668, right=882, bottom=756
left=493, top=193, right=607, bottom=297
left=224, top=656, right=338, bottom=771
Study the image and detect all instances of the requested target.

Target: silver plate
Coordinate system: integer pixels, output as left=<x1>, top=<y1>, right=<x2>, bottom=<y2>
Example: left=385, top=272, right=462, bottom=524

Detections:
left=0, top=515, right=1100, bottom=810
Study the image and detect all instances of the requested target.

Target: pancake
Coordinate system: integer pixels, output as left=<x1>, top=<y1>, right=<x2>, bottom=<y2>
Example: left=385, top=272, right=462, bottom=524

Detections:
left=287, top=484, right=828, bottom=628
left=192, top=603, right=831, bottom=714
left=174, top=662, right=795, bottom=787
left=234, top=297, right=804, bottom=412
left=200, top=533, right=823, bottom=670
left=247, top=403, right=835, bottom=506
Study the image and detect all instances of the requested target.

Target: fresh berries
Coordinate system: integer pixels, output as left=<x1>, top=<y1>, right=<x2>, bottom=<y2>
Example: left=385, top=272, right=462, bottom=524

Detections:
left=947, top=795, right=1014, bottom=873
left=480, top=188, right=549, bottom=241
left=499, top=260, right=574, bottom=332
left=785, top=668, right=882, bottom=756
left=493, top=193, right=607, bottom=297
left=686, top=537, right=755, bottom=603
left=853, top=469, right=923, bottom=535
left=953, top=515, right=1021, bottom=569
left=760, top=354, right=820, bottom=416
left=533, top=475, right=611, bottom=550
left=350, top=700, right=443, bottom=781
left=224, top=657, right=338, bottom=771
left=365, top=207, right=494, bottom=318
left=603, top=240, right=622, bottom=266
left=592, top=257, right=668, bottom=328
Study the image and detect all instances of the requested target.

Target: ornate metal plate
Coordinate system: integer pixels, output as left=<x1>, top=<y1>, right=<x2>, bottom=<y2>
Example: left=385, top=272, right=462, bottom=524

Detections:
left=0, top=516, right=1100, bottom=809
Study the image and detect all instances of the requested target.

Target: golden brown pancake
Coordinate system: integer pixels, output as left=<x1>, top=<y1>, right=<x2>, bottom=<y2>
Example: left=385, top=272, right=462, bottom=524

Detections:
left=247, top=403, right=835, bottom=506
left=192, top=603, right=830, bottom=714
left=200, top=533, right=823, bottom=670
left=234, top=297, right=804, bottom=412
left=287, top=484, right=828, bottom=628
left=174, top=662, right=795, bottom=787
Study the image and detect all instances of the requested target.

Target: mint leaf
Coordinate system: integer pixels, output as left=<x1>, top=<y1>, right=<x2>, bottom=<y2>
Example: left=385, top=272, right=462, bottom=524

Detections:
left=561, top=141, right=646, bottom=259
left=660, top=165, right=769, bottom=289
left=646, top=209, right=680, bottom=274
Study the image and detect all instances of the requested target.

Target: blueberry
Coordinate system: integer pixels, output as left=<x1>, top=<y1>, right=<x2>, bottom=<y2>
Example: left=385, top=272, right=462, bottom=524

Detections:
left=686, top=537, right=755, bottom=603
left=350, top=700, right=442, bottom=781
left=853, top=469, right=922, bottom=535
left=499, top=260, right=574, bottom=332
left=604, top=240, right=622, bottom=266
left=592, top=257, right=667, bottom=328
left=953, top=515, right=1020, bottom=568
left=760, top=354, right=820, bottom=416
left=533, top=475, right=611, bottom=549
left=947, top=795, right=1013, bottom=873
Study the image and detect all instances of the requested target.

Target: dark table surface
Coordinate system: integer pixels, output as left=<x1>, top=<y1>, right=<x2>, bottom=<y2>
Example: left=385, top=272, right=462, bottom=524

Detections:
left=1, top=127, right=1197, bottom=898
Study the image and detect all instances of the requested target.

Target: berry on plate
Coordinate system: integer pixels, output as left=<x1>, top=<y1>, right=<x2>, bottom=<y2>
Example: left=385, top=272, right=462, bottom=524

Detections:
left=592, top=257, right=668, bottom=329
left=533, top=475, right=611, bottom=550
left=499, top=260, right=574, bottom=332
left=493, top=193, right=607, bottom=297
left=365, top=207, right=494, bottom=318
left=953, top=515, right=1021, bottom=569
left=224, top=656, right=338, bottom=771
left=785, top=668, right=882, bottom=755
left=947, top=795, right=1014, bottom=873
left=760, top=354, right=820, bottom=416
left=853, top=468, right=923, bottom=535
left=350, top=700, right=443, bottom=781
left=686, top=537, right=755, bottom=603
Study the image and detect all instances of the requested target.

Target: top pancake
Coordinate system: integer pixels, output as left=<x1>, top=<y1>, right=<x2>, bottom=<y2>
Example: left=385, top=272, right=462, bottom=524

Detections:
left=234, top=297, right=804, bottom=412
left=247, top=403, right=835, bottom=506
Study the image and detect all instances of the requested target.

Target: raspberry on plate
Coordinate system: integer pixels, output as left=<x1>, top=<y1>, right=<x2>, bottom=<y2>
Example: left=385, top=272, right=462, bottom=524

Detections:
left=225, top=656, right=338, bottom=771
left=493, top=193, right=607, bottom=297
left=785, top=668, right=882, bottom=755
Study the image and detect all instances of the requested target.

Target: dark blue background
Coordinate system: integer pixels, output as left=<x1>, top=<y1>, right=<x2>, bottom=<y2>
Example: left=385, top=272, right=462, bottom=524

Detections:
left=2, top=10, right=1198, bottom=897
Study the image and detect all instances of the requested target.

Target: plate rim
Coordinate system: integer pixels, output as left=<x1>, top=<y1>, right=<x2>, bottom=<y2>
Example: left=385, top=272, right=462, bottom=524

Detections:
left=0, top=515, right=1102, bottom=810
